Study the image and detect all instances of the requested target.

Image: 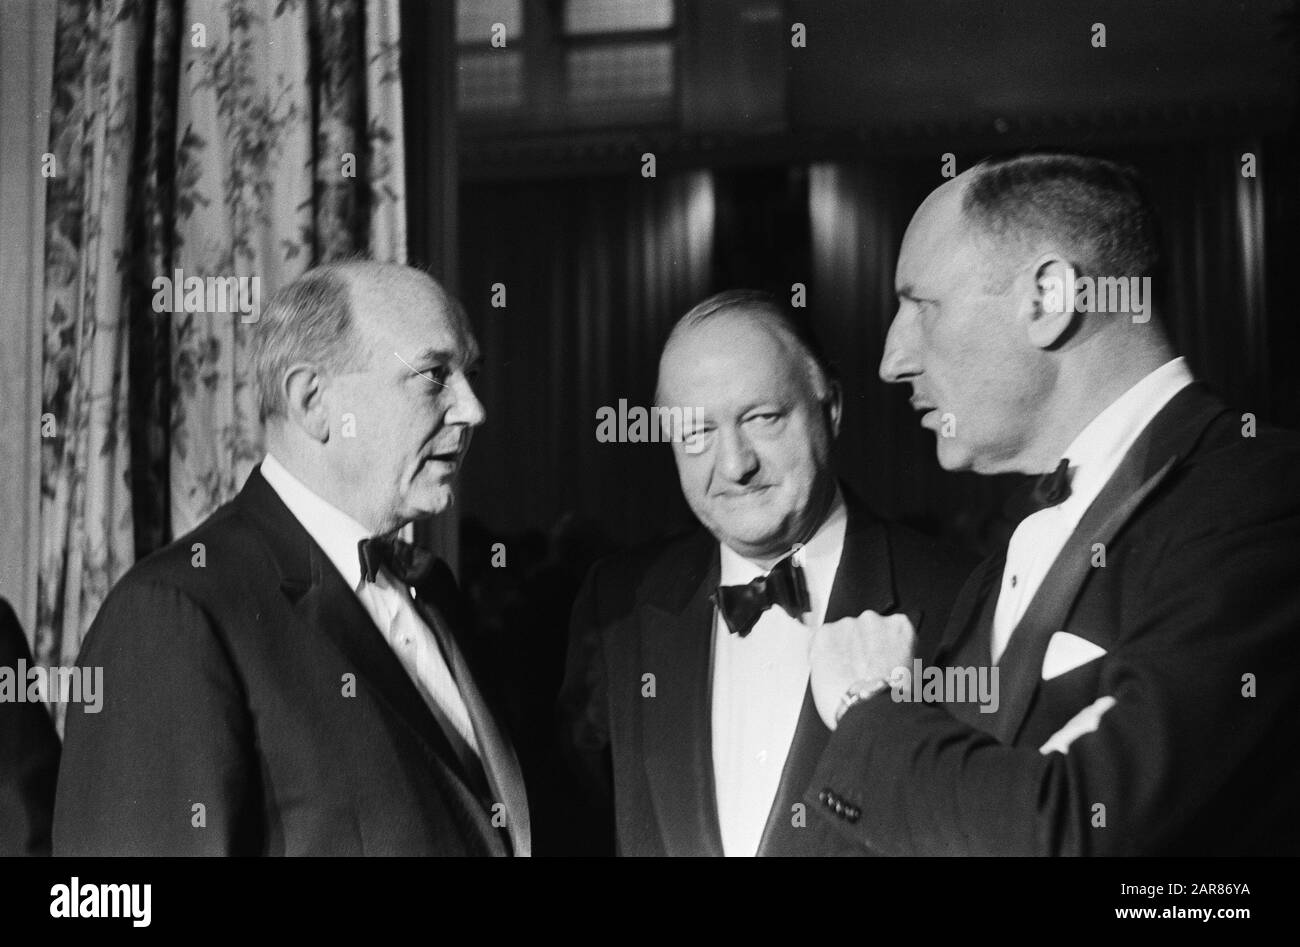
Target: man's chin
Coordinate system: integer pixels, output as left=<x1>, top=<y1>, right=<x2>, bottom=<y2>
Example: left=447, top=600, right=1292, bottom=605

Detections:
left=713, top=522, right=799, bottom=560
left=934, top=438, right=973, bottom=473
left=405, top=483, right=455, bottom=521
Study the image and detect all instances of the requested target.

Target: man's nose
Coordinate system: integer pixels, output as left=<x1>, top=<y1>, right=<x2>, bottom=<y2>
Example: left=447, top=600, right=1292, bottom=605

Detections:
left=446, top=374, right=486, bottom=428
left=715, top=426, right=759, bottom=482
left=879, top=309, right=920, bottom=384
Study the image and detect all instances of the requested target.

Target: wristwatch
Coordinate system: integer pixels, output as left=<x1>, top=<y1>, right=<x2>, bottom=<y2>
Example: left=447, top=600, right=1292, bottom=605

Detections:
left=834, top=677, right=890, bottom=725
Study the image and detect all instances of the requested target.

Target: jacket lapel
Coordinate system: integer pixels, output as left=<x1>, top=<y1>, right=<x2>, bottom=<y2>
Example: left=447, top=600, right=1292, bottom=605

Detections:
left=990, top=383, right=1228, bottom=745
left=411, top=563, right=532, bottom=857
left=637, top=532, right=725, bottom=856
left=933, top=553, right=1005, bottom=668
left=236, top=467, right=506, bottom=855
left=756, top=495, right=899, bottom=856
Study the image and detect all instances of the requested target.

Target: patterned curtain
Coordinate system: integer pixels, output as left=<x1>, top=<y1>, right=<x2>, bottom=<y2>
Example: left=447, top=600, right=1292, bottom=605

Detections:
left=38, top=0, right=408, bottom=704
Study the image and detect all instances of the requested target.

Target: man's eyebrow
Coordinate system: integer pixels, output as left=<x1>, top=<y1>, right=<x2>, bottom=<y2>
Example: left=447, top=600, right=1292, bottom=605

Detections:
left=394, top=346, right=482, bottom=386
left=405, top=347, right=457, bottom=366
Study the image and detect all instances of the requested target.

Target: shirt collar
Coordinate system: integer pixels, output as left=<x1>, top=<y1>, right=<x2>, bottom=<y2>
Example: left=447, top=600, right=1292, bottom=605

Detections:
left=1057, top=356, right=1195, bottom=508
left=259, top=453, right=373, bottom=591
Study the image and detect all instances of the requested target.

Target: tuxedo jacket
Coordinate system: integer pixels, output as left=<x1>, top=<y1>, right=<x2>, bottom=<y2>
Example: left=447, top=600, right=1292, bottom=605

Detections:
left=54, top=467, right=528, bottom=856
left=0, top=598, right=60, bottom=856
left=809, top=383, right=1300, bottom=855
left=561, top=493, right=974, bottom=855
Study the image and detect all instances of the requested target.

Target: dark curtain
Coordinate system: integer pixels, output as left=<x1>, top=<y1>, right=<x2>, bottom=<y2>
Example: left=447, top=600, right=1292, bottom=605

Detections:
left=457, top=169, right=715, bottom=854
left=458, top=170, right=715, bottom=549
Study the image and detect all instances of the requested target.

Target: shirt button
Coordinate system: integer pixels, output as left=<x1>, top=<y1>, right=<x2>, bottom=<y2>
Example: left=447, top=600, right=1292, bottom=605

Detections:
left=1010, top=575, right=1018, bottom=588
left=756, top=750, right=768, bottom=764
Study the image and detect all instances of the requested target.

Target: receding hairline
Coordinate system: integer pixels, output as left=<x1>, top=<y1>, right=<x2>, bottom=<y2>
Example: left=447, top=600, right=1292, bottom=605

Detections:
left=252, top=262, right=470, bottom=424
left=657, top=304, right=830, bottom=404
left=330, top=260, right=451, bottom=311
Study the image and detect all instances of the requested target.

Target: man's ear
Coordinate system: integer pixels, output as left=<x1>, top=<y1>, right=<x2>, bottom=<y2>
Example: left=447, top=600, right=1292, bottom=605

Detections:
left=1026, top=253, right=1079, bottom=350
left=282, top=363, right=331, bottom=442
left=823, top=379, right=843, bottom=439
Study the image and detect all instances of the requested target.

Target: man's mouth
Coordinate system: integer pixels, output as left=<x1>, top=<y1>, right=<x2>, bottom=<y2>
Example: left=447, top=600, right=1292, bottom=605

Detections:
left=423, top=447, right=463, bottom=467
left=909, top=395, right=939, bottom=426
left=714, top=485, right=774, bottom=500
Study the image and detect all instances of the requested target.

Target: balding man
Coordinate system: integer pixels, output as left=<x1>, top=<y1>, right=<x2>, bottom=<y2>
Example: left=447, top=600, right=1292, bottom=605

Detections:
left=55, top=262, right=530, bottom=856
left=560, top=290, right=973, bottom=856
left=808, top=152, right=1300, bottom=855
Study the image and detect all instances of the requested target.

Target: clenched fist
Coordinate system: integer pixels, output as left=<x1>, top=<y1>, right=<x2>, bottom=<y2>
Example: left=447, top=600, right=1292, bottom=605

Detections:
left=810, top=610, right=917, bottom=729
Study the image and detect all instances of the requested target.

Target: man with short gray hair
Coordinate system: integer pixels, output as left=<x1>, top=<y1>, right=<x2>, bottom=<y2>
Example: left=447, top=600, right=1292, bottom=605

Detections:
left=560, top=289, right=973, bottom=856
left=55, top=261, right=530, bottom=856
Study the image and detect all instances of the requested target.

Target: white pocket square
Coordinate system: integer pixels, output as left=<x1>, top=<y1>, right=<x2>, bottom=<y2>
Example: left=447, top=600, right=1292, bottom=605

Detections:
left=1041, top=631, right=1107, bottom=680
left=1039, top=696, right=1117, bottom=754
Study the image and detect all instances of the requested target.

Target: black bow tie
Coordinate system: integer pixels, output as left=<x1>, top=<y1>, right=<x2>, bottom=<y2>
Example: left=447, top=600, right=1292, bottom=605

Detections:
left=714, top=552, right=811, bottom=638
left=358, top=535, right=438, bottom=588
left=1031, top=458, right=1073, bottom=510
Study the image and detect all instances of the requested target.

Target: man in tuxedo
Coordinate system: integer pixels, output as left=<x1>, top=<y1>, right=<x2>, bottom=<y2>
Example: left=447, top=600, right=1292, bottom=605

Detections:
left=1, top=598, right=60, bottom=855
left=560, top=290, right=973, bottom=856
left=807, top=151, right=1300, bottom=855
left=55, top=261, right=530, bottom=856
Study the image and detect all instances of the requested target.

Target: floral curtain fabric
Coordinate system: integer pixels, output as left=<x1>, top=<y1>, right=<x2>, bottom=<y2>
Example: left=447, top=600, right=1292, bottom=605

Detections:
left=38, top=0, right=407, bottom=706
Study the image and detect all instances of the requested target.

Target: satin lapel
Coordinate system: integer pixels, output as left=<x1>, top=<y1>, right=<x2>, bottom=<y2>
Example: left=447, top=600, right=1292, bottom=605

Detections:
left=991, top=455, right=1178, bottom=744
left=285, top=548, right=466, bottom=768
left=933, top=553, right=1004, bottom=667
left=638, top=540, right=724, bottom=857
left=990, top=383, right=1227, bottom=746
left=238, top=468, right=504, bottom=854
left=288, top=570, right=504, bottom=854
left=756, top=500, right=897, bottom=857
left=823, top=503, right=898, bottom=626
left=240, top=467, right=470, bottom=782
left=411, top=589, right=532, bottom=857
left=754, top=686, right=829, bottom=856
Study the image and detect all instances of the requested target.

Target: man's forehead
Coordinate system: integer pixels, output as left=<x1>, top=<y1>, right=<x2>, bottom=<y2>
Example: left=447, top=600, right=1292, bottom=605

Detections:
left=345, top=266, right=472, bottom=350
left=898, top=178, right=975, bottom=284
left=660, top=314, right=806, bottom=397
left=346, top=264, right=441, bottom=312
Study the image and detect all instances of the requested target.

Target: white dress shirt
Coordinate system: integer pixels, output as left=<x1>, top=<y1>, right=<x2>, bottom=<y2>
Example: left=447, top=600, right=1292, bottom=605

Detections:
left=991, top=357, right=1195, bottom=662
left=259, top=454, right=481, bottom=759
left=711, top=489, right=848, bottom=857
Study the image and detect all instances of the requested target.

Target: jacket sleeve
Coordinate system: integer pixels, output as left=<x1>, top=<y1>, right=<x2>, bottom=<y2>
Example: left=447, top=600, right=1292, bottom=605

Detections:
left=805, top=500, right=1300, bottom=856
left=53, top=579, right=261, bottom=855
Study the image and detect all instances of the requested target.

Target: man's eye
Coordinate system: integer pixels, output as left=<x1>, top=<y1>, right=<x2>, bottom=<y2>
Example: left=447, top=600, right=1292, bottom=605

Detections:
left=680, top=428, right=713, bottom=454
left=747, top=413, right=781, bottom=425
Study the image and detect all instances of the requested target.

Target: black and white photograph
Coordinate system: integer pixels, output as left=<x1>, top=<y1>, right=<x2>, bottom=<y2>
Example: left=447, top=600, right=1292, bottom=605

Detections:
left=1, top=0, right=1297, bottom=928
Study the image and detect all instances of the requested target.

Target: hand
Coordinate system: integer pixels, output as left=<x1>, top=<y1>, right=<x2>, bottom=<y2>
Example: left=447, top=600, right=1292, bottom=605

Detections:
left=810, top=610, right=916, bottom=729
